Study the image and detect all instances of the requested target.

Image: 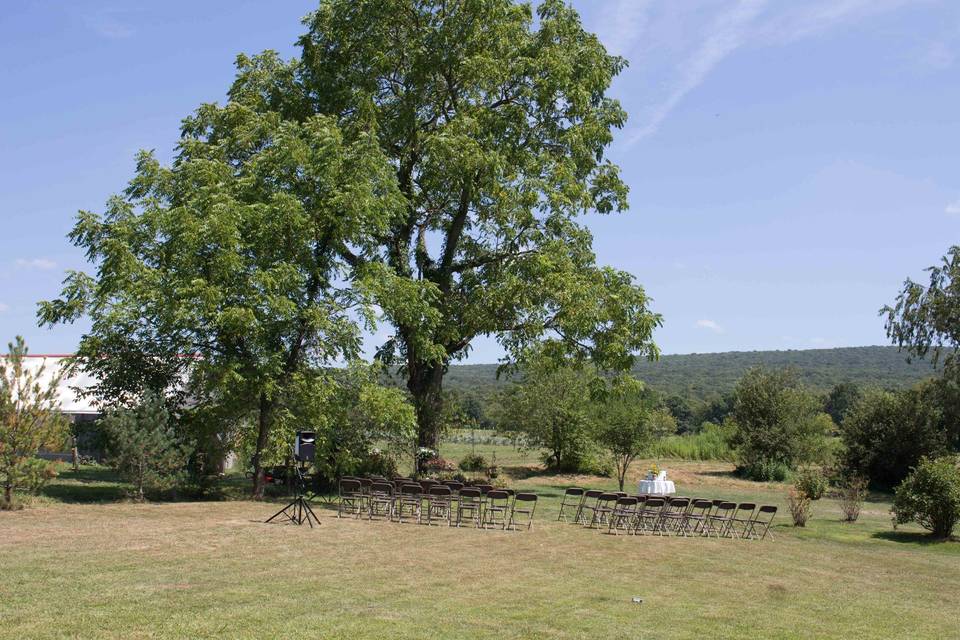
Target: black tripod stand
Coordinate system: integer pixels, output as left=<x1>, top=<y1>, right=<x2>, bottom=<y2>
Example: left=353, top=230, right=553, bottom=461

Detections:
left=265, top=458, right=320, bottom=528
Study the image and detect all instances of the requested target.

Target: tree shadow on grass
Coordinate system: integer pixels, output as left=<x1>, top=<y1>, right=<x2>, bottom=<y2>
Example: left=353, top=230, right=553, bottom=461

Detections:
left=871, top=530, right=958, bottom=546
left=39, top=465, right=127, bottom=503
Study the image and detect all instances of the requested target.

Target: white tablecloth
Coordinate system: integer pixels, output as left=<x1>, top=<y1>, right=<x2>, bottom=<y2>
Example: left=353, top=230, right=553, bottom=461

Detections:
left=637, top=479, right=676, bottom=495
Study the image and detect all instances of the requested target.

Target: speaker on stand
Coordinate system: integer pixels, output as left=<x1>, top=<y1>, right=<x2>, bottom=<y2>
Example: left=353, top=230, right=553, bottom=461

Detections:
left=265, top=431, right=320, bottom=527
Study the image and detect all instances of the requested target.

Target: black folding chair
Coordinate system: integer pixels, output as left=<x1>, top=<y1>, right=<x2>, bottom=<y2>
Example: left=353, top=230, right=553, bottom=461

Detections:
left=506, top=493, right=538, bottom=531
left=337, top=478, right=365, bottom=518
left=557, top=487, right=585, bottom=522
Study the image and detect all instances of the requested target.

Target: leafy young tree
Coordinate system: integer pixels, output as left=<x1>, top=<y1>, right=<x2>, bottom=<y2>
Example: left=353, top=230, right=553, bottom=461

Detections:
left=729, top=367, right=832, bottom=481
left=99, top=394, right=192, bottom=501
left=0, top=337, right=69, bottom=509
left=226, top=0, right=661, bottom=456
left=501, top=360, right=595, bottom=473
left=39, top=104, right=402, bottom=497
left=594, top=382, right=675, bottom=491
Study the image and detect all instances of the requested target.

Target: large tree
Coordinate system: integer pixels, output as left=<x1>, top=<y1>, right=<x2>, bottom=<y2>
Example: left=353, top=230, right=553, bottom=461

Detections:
left=229, top=0, right=661, bottom=457
left=40, top=108, right=401, bottom=497
left=42, top=0, right=660, bottom=480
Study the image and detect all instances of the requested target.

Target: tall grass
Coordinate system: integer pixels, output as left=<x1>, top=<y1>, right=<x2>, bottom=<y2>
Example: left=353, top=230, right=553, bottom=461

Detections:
left=653, top=423, right=734, bottom=462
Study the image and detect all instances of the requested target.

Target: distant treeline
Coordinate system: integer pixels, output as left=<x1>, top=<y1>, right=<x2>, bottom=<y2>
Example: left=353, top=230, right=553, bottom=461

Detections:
left=441, top=346, right=936, bottom=402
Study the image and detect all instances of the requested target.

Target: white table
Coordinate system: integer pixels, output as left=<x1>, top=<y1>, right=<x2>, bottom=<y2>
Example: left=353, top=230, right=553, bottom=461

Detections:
left=637, top=479, right=676, bottom=495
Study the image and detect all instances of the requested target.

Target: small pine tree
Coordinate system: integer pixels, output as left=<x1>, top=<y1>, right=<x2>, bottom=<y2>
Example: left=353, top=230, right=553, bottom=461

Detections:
left=0, top=337, right=69, bottom=509
left=100, top=394, right=192, bottom=501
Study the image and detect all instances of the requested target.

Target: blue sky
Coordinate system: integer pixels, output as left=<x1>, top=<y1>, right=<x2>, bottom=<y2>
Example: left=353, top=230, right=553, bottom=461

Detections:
left=1, top=0, right=958, bottom=361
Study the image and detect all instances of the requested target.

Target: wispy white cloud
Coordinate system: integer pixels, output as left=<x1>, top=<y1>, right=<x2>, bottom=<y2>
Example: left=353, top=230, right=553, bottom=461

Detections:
left=84, top=13, right=135, bottom=39
left=601, top=0, right=653, bottom=58
left=16, top=258, right=57, bottom=270
left=946, top=199, right=960, bottom=215
left=628, top=0, right=765, bottom=143
left=0, top=303, right=9, bottom=314
left=611, top=0, right=917, bottom=144
left=809, top=337, right=830, bottom=346
left=695, top=319, right=724, bottom=334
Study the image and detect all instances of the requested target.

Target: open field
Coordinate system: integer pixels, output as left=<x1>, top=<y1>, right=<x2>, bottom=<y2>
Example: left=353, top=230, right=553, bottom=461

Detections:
left=2, top=454, right=959, bottom=639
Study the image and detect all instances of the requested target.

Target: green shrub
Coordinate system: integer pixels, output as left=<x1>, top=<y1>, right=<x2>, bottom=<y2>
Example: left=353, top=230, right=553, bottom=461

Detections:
left=355, top=449, right=398, bottom=478
left=738, top=459, right=790, bottom=482
left=458, top=453, right=488, bottom=472
left=794, top=467, right=828, bottom=500
left=892, top=456, right=960, bottom=539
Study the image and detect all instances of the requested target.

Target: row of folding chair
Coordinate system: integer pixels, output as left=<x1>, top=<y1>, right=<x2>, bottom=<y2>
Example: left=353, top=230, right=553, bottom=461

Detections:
left=336, top=477, right=538, bottom=530
left=557, top=488, right=777, bottom=540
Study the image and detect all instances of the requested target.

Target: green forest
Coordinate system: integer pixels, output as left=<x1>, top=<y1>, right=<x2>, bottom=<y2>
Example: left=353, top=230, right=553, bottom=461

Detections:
left=441, top=345, right=937, bottom=401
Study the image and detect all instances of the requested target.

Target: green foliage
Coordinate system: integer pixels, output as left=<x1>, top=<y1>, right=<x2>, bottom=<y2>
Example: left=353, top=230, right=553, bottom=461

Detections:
left=883, top=245, right=960, bottom=374
left=501, top=359, right=597, bottom=473
left=794, top=467, right=828, bottom=501
left=892, top=456, right=960, bottom=539
left=458, top=453, right=488, bottom=473
left=729, top=367, right=833, bottom=481
left=100, top=394, right=193, bottom=501
left=0, top=337, right=70, bottom=509
left=440, top=346, right=933, bottom=424
left=266, top=363, right=416, bottom=483
left=38, top=76, right=403, bottom=498
left=653, top=421, right=734, bottom=461
left=593, top=378, right=659, bottom=490
left=823, top=382, right=862, bottom=427
left=232, top=0, right=662, bottom=451
left=840, top=383, right=952, bottom=488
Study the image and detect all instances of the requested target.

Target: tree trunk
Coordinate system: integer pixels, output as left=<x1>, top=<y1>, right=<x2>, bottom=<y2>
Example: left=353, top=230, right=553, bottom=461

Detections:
left=407, top=361, right=445, bottom=474
left=3, top=483, right=12, bottom=508
left=251, top=392, right=273, bottom=499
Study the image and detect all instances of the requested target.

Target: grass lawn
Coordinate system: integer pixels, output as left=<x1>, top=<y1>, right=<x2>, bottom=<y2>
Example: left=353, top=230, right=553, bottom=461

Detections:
left=2, top=449, right=958, bottom=639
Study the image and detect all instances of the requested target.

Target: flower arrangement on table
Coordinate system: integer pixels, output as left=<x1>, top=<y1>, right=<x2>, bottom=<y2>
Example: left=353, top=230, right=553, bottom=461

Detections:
left=645, top=462, right=662, bottom=481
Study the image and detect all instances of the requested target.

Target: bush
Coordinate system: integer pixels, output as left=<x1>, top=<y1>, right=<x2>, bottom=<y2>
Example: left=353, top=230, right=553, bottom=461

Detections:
left=841, top=385, right=951, bottom=489
left=458, top=453, right=488, bottom=472
left=355, top=449, right=398, bottom=479
left=838, top=474, right=869, bottom=523
left=892, top=456, right=960, bottom=539
left=738, top=460, right=790, bottom=482
left=787, top=487, right=812, bottom=527
left=794, top=467, right=828, bottom=500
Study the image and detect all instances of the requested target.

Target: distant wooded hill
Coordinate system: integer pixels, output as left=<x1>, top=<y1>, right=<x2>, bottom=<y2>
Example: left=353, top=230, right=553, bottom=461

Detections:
left=441, top=346, right=938, bottom=402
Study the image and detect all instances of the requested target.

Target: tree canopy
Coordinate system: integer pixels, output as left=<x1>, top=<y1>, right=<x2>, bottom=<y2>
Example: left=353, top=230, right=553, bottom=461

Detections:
left=39, top=102, right=401, bottom=496
left=229, top=0, right=662, bottom=454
